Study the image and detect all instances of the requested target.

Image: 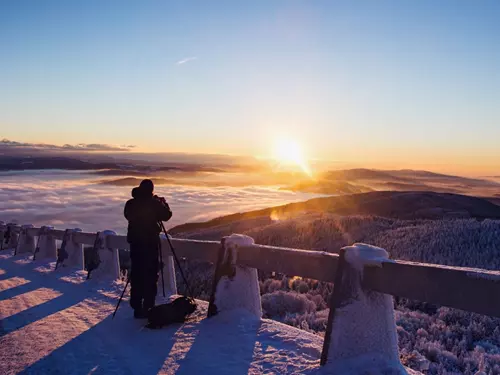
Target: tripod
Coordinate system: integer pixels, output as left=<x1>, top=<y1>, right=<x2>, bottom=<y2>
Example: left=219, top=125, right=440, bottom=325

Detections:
left=112, top=244, right=163, bottom=320
left=112, top=221, right=192, bottom=319
left=158, top=221, right=193, bottom=298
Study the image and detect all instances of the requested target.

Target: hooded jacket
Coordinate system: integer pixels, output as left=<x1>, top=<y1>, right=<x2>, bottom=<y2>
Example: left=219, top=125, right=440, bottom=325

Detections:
left=124, top=187, right=172, bottom=244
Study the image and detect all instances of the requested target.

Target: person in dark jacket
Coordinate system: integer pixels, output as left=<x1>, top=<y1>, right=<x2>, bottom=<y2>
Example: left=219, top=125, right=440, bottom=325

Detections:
left=124, top=179, right=172, bottom=318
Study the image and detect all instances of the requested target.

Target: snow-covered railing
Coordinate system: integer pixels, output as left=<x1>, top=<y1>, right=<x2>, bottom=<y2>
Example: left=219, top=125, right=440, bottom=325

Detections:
left=2, top=223, right=500, bottom=374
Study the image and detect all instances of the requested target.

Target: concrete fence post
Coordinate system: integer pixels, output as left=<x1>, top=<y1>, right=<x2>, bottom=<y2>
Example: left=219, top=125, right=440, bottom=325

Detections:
left=208, top=234, right=261, bottom=318
left=321, top=243, right=407, bottom=374
left=34, top=226, right=57, bottom=261
left=63, top=228, right=84, bottom=269
left=88, top=230, right=120, bottom=281
left=157, top=233, right=178, bottom=300
left=16, top=224, right=35, bottom=255
left=7, top=224, right=20, bottom=250
left=0, top=221, right=5, bottom=250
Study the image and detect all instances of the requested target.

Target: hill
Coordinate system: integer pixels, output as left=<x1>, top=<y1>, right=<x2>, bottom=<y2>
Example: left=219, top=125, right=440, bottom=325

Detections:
left=168, top=193, right=500, bottom=374
left=170, top=191, right=500, bottom=235
left=283, top=168, right=500, bottom=197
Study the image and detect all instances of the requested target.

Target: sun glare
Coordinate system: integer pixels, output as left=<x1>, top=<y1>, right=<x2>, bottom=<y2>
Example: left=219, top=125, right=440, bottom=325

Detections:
left=274, top=139, right=311, bottom=176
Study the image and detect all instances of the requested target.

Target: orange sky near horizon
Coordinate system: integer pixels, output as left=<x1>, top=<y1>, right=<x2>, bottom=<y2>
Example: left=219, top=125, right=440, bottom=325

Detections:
left=3, top=133, right=499, bottom=178
left=1, top=2, right=499, bottom=179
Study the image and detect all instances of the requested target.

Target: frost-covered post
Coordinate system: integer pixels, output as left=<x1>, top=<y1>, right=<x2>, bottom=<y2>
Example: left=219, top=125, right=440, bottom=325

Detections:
left=87, top=230, right=120, bottom=281
left=7, top=223, right=20, bottom=250
left=208, top=234, right=262, bottom=318
left=15, top=224, right=35, bottom=255
left=57, top=228, right=85, bottom=270
left=321, top=243, right=406, bottom=374
left=157, top=233, right=177, bottom=299
left=33, top=226, right=57, bottom=261
left=0, top=221, right=6, bottom=250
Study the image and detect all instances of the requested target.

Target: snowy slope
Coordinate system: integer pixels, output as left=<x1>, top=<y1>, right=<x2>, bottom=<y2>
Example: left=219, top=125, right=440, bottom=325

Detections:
left=0, top=250, right=419, bottom=375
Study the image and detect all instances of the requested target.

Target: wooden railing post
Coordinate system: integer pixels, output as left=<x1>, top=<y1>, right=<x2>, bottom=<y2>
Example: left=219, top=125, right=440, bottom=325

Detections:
left=207, top=238, right=227, bottom=317
left=321, top=248, right=347, bottom=365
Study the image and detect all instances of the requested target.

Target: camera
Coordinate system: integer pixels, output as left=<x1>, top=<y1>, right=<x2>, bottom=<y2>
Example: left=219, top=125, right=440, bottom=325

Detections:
left=153, top=195, right=168, bottom=206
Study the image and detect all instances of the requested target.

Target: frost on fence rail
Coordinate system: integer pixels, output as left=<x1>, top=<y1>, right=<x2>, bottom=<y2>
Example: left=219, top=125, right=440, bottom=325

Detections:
left=322, top=243, right=409, bottom=374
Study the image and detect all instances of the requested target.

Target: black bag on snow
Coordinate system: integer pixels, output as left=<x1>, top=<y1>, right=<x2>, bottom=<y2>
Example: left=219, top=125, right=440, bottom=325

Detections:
left=146, top=296, right=197, bottom=329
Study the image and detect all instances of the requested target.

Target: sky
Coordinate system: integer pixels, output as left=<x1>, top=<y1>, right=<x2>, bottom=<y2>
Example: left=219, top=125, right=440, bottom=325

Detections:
left=0, top=0, right=499, bottom=175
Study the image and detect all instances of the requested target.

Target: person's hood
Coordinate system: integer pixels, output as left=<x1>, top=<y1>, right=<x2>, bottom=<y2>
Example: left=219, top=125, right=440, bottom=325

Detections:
left=131, top=186, right=152, bottom=199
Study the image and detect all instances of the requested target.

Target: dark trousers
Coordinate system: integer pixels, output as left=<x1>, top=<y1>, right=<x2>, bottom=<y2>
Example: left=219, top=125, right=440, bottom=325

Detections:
left=129, top=242, right=159, bottom=311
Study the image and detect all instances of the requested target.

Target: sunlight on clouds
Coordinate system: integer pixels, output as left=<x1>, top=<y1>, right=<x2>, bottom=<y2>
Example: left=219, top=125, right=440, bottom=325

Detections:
left=0, top=171, right=324, bottom=234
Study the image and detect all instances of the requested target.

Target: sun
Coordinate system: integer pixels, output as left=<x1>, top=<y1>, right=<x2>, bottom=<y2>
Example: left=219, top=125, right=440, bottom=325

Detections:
left=273, top=139, right=311, bottom=176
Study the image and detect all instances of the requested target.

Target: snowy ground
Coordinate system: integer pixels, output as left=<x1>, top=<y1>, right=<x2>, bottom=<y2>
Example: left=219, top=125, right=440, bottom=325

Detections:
left=0, top=249, right=331, bottom=375
left=0, top=250, right=420, bottom=375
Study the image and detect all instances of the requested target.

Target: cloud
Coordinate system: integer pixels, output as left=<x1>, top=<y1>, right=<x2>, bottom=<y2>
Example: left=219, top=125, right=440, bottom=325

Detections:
left=0, top=171, right=321, bottom=235
left=176, top=57, right=197, bottom=65
left=0, top=139, right=134, bottom=153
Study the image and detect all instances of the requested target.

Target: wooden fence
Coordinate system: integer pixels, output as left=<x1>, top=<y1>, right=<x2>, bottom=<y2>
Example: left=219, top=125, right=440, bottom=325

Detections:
left=1, top=223, right=500, bottom=371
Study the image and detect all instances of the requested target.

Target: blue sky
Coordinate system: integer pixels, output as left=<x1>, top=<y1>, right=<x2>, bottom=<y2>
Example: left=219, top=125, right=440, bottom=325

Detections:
left=0, top=1, right=499, bottom=174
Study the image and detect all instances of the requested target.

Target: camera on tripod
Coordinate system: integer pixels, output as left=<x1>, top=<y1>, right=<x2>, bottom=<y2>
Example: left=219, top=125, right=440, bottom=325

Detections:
left=153, top=195, right=168, bottom=206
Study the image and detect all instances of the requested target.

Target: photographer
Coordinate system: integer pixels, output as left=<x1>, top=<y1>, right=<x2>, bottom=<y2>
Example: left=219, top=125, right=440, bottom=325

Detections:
left=124, top=179, right=172, bottom=319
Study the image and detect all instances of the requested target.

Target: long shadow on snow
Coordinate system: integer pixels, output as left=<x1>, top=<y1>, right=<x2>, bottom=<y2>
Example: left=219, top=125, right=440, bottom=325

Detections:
left=19, top=308, right=183, bottom=375
left=19, top=303, right=259, bottom=375
left=175, top=312, right=260, bottom=375
left=0, top=269, right=11, bottom=280
left=0, top=276, right=119, bottom=337
left=0, top=279, right=36, bottom=300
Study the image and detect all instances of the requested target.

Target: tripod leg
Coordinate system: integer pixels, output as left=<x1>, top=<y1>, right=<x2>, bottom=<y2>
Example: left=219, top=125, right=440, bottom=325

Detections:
left=158, top=239, right=165, bottom=298
left=159, top=222, right=194, bottom=298
left=112, top=276, right=130, bottom=319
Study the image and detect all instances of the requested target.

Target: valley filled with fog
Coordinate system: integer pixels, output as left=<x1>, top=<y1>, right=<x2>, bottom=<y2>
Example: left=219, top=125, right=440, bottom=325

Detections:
left=0, top=170, right=326, bottom=233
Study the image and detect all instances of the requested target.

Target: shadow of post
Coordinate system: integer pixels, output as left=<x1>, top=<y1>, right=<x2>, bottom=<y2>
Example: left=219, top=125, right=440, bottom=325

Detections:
left=19, top=311, right=182, bottom=375
left=175, top=312, right=261, bottom=375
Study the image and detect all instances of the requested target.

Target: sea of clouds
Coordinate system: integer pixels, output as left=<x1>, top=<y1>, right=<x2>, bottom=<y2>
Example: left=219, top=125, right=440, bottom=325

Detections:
left=0, top=170, right=324, bottom=234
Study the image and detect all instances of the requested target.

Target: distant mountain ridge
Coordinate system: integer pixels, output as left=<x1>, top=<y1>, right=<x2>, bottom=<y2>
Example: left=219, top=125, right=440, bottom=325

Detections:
left=170, top=191, right=500, bottom=234
left=283, top=168, right=500, bottom=197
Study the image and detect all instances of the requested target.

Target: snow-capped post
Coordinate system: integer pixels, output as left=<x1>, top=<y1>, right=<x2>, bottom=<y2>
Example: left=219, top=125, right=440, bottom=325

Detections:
left=157, top=233, right=177, bottom=299
left=33, top=226, right=57, bottom=261
left=0, top=221, right=6, bottom=250
left=87, top=230, right=120, bottom=281
left=6, top=223, right=19, bottom=250
left=321, top=243, right=406, bottom=374
left=15, top=224, right=35, bottom=255
left=56, top=228, right=84, bottom=270
left=207, top=234, right=262, bottom=318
